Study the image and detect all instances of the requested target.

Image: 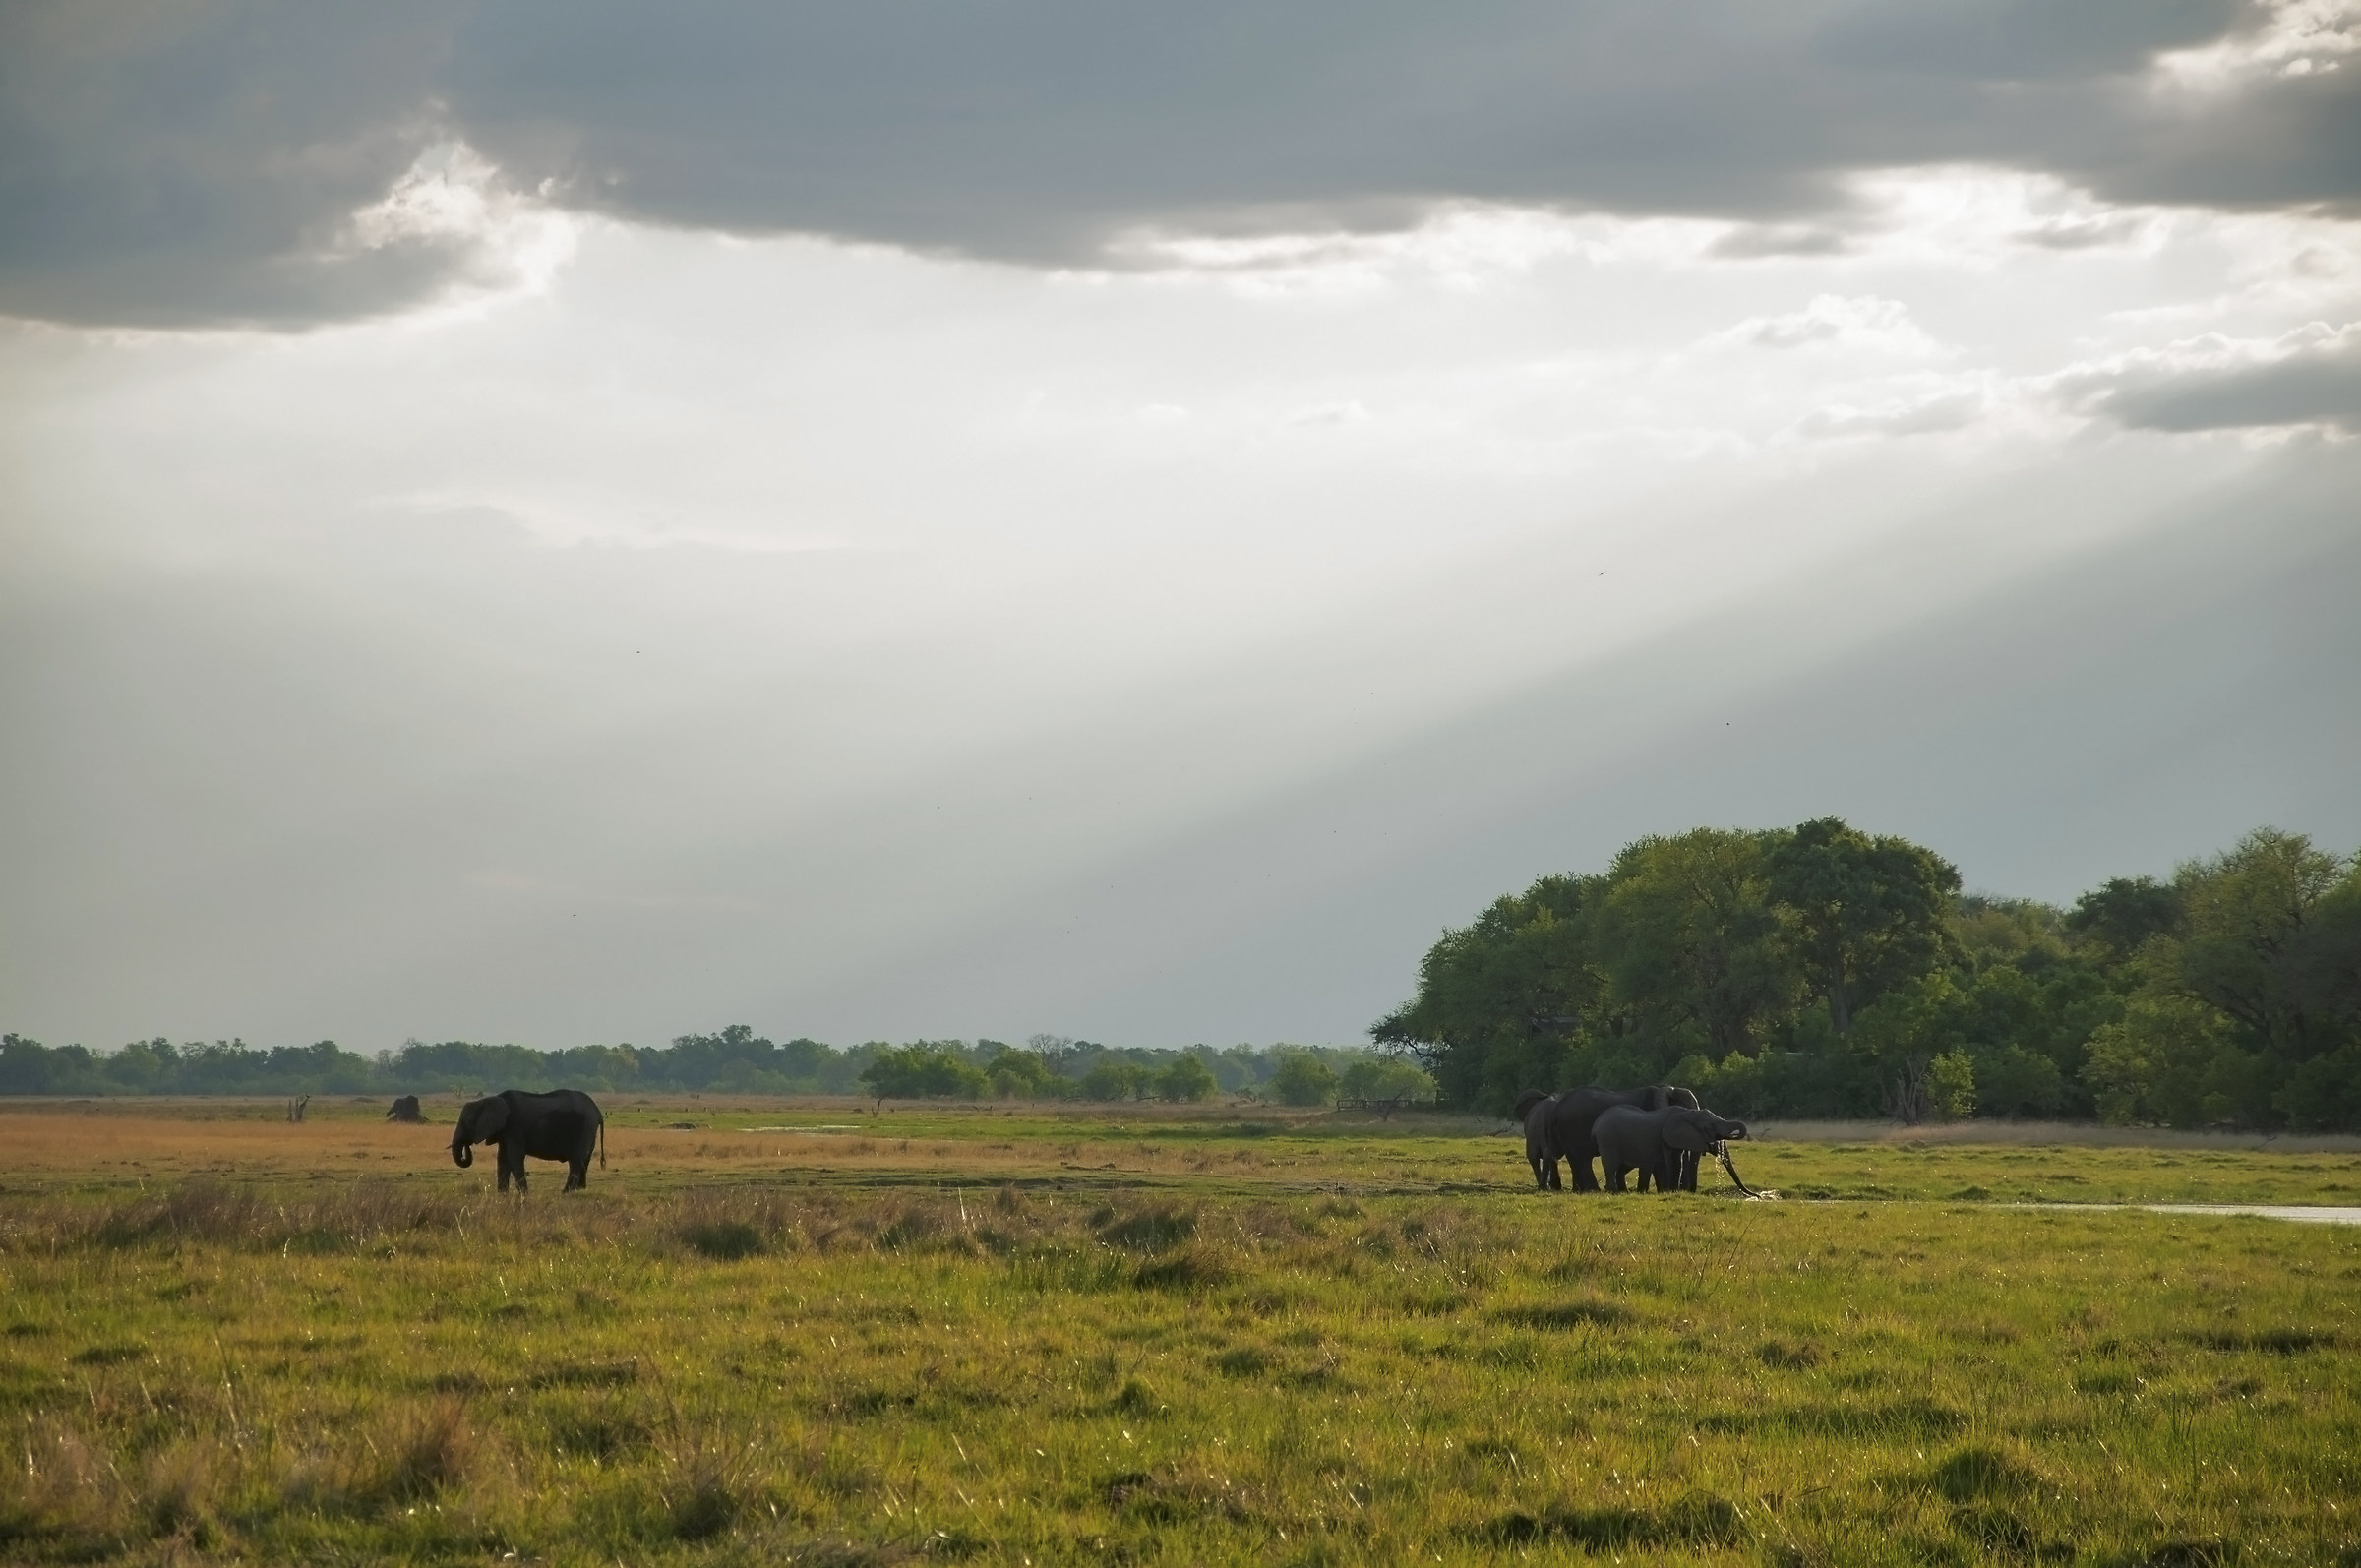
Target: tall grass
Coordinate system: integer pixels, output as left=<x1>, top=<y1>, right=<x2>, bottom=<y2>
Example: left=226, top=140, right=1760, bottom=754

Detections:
left=1, top=1111, right=2356, bottom=1563
left=1, top=1185, right=2355, bottom=1562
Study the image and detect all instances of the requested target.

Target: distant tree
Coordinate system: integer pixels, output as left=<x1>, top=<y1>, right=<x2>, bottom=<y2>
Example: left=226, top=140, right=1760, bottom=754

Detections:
left=1337, top=1055, right=1434, bottom=1106
left=106, top=1037, right=176, bottom=1092
left=2081, top=993, right=2244, bottom=1128
left=1078, top=1059, right=1148, bottom=1102
left=1155, top=1055, right=1218, bottom=1103
left=858, top=1043, right=987, bottom=1104
left=983, top=1044, right=1065, bottom=1099
left=1216, top=1044, right=1269, bottom=1090
left=1926, top=1051, right=1977, bottom=1120
left=1768, top=817, right=1961, bottom=1036
left=1027, top=1035, right=1089, bottom=1075
left=1267, top=1049, right=1338, bottom=1107
left=2065, top=876, right=2185, bottom=959
left=777, top=1038, right=832, bottom=1081
left=2169, top=828, right=2354, bottom=1061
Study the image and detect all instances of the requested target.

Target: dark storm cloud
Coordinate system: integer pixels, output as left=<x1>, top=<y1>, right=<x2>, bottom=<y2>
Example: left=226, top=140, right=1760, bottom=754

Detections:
left=2, top=0, right=2350, bottom=327
left=2101, top=338, right=2361, bottom=433
left=0, top=2, right=466, bottom=327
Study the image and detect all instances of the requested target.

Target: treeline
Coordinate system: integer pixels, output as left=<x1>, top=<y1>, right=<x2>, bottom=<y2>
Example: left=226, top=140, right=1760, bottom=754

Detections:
left=1375, top=821, right=2361, bottom=1131
left=0, top=1027, right=1434, bottom=1108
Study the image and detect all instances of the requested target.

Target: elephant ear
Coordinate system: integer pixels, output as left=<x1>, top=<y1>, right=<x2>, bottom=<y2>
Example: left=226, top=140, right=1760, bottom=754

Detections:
left=473, top=1096, right=512, bottom=1140
left=1663, top=1112, right=1719, bottom=1152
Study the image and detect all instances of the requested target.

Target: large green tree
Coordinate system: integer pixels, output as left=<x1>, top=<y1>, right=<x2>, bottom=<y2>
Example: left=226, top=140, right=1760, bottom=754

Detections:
left=1597, top=828, right=1793, bottom=1060
left=1370, top=873, right=1608, bottom=1109
left=2168, top=828, right=2359, bottom=1062
left=1767, top=817, right=1961, bottom=1036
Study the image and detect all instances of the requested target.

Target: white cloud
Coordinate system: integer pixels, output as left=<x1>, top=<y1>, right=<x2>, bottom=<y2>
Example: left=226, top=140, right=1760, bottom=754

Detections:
left=328, top=139, right=581, bottom=313
left=2154, top=0, right=2361, bottom=90
left=1710, top=294, right=1940, bottom=354
left=1793, top=385, right=1990, bottom=442
left=1103, top=205, right=1725, bottom=296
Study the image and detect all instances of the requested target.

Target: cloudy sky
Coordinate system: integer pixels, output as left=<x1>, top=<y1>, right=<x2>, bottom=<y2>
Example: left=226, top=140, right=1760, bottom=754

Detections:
left=4, top=0, right=2357, bottom=1053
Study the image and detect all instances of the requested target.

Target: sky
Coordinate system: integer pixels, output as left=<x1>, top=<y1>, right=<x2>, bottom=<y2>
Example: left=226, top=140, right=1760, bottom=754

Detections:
left=3, top=0, right=2357, bottom=1054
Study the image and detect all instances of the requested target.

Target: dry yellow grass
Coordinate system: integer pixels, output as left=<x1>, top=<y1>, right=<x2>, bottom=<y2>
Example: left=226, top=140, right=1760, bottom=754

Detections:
left=0, top=1110, right=1317, bottom=1193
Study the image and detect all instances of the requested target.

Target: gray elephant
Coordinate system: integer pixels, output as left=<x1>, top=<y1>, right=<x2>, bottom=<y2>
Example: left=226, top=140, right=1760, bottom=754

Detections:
left=1512, top=1091, right=1561, bottom=1189
left=1542, top=1085, right=1700, bottom=1192
left=1592, top=1105, right=1747, bottom=1193
left=386, top=1095, right=425, bottom=1123
left=451, top=1088, right=606, bottom=1193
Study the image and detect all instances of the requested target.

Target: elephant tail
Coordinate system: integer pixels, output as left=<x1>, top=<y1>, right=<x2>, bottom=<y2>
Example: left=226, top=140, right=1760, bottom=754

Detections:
left=598, top=1117, right=607, bottom=1170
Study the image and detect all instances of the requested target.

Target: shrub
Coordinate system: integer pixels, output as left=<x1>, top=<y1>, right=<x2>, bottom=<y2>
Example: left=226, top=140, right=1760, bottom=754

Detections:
left=1267, top=1049, right=1337, bottom=1107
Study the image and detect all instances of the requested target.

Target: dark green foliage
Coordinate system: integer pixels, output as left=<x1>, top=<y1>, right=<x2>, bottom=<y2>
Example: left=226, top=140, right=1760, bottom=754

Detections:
left=1491, top=1299, right=1631, bottom=1329
left=1483, top=1489, right=1745, bottom=1550
left=1096, top=1203, right=1196, bottom=1252
left=0, top=1026, right=1415, bottom=1108
left=1769, top=817, right=1961, bottom=1037
left=1266, top=1048, right=1338, bottom=1106
left=682, top=1222, right=763, bottom=1260
left=1376, top=821, right=2361, bottom=1128
left=858, top=1042, right=989, bottom=1102
left=2068, top=875, right=2186, bottom=957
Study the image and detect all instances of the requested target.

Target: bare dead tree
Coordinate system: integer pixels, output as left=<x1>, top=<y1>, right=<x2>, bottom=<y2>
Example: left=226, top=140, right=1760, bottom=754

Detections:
left=1881, top=1056, right=1932, bottom=1126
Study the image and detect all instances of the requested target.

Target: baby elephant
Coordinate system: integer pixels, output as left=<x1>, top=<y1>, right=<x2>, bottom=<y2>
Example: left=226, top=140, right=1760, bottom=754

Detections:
left=1592, top=1105, right=1748, bottom=1193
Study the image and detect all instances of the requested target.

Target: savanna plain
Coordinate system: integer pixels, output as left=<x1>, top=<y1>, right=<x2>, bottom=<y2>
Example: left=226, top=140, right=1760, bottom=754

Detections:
left=3, top=1098, right=2357, bottom=1566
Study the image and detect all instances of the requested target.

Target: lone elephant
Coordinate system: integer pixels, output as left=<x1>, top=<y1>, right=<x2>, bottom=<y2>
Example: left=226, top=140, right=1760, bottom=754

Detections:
left=1512, top=1091, right=1561, bottom=1189
left=451, top=1089, right=606, bottom=1193
left=1543, top=1085, right=1700, bottom=1192
left=1592, top=1105, right=1748, bottom=1193
left=386, top=1095, right=425, bottom=1123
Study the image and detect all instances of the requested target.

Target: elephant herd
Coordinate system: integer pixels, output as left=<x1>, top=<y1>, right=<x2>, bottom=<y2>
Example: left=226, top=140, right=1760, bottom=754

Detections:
left=408, top=1082, right=1744, bottom=1200
left=1512, top=1084, right=1749, bottom=1194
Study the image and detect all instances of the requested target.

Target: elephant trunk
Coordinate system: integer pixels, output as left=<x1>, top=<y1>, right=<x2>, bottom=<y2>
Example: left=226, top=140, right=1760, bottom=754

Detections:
left=453, top=1139, right=473, bottom=1169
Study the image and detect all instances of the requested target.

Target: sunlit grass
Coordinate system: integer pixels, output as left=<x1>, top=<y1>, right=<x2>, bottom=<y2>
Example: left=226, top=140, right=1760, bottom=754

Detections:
left=5, top=1100, right=2356, bottom=1205
left=2, top=1101, right=2356, bottom=1563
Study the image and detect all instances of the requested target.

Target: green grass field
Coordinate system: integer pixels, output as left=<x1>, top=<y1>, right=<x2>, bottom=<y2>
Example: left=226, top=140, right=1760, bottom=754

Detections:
left=3, top=1101, right=2357, bottom=1564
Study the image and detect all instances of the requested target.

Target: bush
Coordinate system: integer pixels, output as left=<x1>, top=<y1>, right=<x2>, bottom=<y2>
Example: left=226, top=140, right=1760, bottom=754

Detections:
left=1156, top=1055, right=1218, bottom=1103
left=1338, top=1055, right=1434, bottom=1105
left=1927, top=1052, right=1977, bottom=1120
left=1267, top=1050, right=1337, bottom=1107
left=1079, top=1060, right=1149, bottom=1102
left=858, top=1043, right=988, bottom=1102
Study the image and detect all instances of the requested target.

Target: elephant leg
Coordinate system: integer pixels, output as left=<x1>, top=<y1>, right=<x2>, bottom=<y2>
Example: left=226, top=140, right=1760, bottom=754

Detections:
left=1545, top=1159, right=1562, bottom=1191
left=1569, top=1158, right=1600, bottom=1193
left=1603, top=1163, right=1624, bottom=1194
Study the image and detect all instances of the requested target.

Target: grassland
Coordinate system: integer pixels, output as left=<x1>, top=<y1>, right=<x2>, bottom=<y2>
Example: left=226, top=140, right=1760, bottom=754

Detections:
left=2, top=1099, right=2357, bottom=1565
